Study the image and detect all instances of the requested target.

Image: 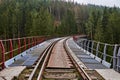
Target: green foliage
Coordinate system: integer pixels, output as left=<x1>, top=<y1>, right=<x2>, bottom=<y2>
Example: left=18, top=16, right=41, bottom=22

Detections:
left=0, top=0, right=54, bottom=39
left=94, top=18, right=104, bottom=42
left=85, top=6, right=120, bottom=44
left=85, top=12, right=95, bottom=39
left=0, top=0, right=78, bottom=39
left=0, top=0, right=120, bottom=44
left=105, top=8, right=120, bottom=44
left=59, top=9, right=77, bottom=35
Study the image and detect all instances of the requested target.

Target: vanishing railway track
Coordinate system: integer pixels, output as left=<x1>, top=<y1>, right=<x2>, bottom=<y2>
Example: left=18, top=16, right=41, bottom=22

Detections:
left=17, top=38, right=92, bottom=80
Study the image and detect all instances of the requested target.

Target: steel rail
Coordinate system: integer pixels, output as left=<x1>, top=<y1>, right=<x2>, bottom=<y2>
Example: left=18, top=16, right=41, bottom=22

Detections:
left=28, top=40, right=59, bottom=80
left=1, top=36, right=45, bottom=41
left=37, top=40, right=57, bottom=80
left=64, top=39, right=92, bottom=80
left=28, top=38, right=91, bottom=80
left=28, top=43, right=52, bottom=80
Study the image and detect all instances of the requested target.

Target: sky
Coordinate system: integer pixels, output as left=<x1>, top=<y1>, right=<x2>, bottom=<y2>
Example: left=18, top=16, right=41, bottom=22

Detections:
left=74, top=0, right=120, bottom=7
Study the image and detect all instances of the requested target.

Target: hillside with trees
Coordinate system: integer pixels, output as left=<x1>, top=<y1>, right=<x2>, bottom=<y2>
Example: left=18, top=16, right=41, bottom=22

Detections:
left=0, top=0, right=120, bottom=44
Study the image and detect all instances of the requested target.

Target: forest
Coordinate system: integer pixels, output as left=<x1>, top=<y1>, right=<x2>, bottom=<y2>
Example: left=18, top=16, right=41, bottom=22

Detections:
left=0, top=0, right=120, bottom=44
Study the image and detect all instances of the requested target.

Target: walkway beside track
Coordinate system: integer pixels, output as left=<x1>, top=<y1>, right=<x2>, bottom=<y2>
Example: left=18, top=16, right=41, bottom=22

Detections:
left=0, top=38, right=60, bottom=80
left=67, top=38, right=107, bottom=69
left=8, top=39, right=60, bottom=67
left=66, top=38, right=120, bottom=80
left=0, top=37, right=120, bottom=80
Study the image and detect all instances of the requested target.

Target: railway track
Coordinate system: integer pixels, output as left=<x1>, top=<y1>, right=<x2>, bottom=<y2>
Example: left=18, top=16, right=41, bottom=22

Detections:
left=17, top=38, right=93, bottom=80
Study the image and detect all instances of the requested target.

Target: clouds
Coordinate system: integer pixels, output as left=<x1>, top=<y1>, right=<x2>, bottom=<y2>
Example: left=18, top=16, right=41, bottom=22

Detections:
left=74, top=0, right=120, bottom=7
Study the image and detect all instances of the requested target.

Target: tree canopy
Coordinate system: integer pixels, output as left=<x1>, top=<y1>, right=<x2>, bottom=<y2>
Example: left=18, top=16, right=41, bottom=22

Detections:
left=0, top=0, right=120, bottom=44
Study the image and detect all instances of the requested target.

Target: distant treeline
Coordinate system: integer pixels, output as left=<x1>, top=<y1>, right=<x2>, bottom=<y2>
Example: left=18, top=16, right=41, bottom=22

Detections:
left=85, top=5, right=120, bottom=44
left=0, top=0, right=120, bottom=44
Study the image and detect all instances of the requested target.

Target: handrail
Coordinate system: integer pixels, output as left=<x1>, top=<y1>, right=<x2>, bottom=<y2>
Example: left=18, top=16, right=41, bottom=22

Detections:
left=0, top=36, right=47, bottom=69
left=73, top=36, right=120, bottom=72
left=0, top=36, right=46, bottom=41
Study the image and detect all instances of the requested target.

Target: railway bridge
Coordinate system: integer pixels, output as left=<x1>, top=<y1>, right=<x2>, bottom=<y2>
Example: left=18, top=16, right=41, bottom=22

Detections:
left=0, top=36, right=120, bottom=80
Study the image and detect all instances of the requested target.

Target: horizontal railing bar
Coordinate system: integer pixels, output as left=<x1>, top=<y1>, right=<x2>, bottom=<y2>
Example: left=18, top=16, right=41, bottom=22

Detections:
left=0, top=36, right=47, bottom=69
left=4, top=40, right=41, bottom=55
left=1, top=36, right=46, bottom=42
left=80, top=39, right=119, bottom=46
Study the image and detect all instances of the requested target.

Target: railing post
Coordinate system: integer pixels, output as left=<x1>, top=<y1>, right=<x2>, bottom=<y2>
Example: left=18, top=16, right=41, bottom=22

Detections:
left=37, top=38, right=38, bottom=44
left=28, top=38, right=31, bottom=48
left=87, top=41, right=89, bottom=51
left=79, top=42, right=82, bottom=47
left=91, top=41, right=94, bottom=54
left=82, top=40, right=84, bottom=49
left=18, top=38, right=21, bottom=54
left=80, top=41, right=82, bottom=48
left=83, top=40, right=86, bottom=50
left=37, top=37, right=39, bottom=44
left=32, top=37, right=34, bottom=46
left=24, top=38, right=26, bottom=51
left=113, top=44, right=117, bottom=69
left=38, top=38, right=40, bottom=44
left=33, top=37, right=35, bottom=46
left=0, top=40, right=5, bottom=69
left=9, top=39, right=13, bottom=58
left=35, top=38, right=36, bottom=44
left=117, top=47, right=120, bottom=72
left=34, top=38, right=36, bottom=45
left=39, top=38, right=43, bottom=43
left=34, top=37, right=35, bottom=46
left=96, top=42, right=100, bottom=57
left=103, top=44, right=107, bottom=61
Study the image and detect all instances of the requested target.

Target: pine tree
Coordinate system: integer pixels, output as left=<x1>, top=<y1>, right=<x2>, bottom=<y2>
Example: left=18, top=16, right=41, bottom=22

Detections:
left=85, top=12, right=94, bottom=40
left=106, top=8, right=120, bottom=44
left=94, top=18, right=104, bottom=42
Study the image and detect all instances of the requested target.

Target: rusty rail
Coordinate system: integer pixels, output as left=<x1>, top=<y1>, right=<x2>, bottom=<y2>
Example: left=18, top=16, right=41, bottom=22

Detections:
left=27, top=38, right=91, bottom=80
left=27, top=39, right=59, bottom=80
left=37, top=41, right=57, bottom=80
left=64, top=38, right=91, bottom=80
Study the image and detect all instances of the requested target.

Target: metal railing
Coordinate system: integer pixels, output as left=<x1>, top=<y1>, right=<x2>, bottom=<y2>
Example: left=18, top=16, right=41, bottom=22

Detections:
left=0, top=36, right=46, bottom=69
left=74, top=38, right=120, bottom=72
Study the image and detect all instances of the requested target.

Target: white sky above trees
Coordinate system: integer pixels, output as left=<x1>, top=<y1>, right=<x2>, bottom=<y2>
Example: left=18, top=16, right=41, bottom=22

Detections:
left=73, top=0, right=120, bottom=7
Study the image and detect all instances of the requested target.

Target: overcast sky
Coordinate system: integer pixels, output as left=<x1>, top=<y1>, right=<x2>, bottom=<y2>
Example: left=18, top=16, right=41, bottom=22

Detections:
left=74, top=0, right=120, bottom=7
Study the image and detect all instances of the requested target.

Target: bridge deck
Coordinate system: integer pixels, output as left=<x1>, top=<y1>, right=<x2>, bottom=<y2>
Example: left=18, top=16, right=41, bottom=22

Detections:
left=0, top=37, right=120, bottom=80
left=66, top=38, right=120, bottom=80
left=67, top=38, right=107, bottom=69
left=8, top=39, right=57, bottom=67
left=0, top=39, right=60, bottom=80
left=47, top=39, right=73, bottom=68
